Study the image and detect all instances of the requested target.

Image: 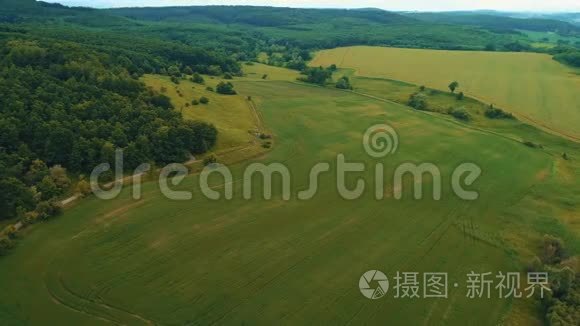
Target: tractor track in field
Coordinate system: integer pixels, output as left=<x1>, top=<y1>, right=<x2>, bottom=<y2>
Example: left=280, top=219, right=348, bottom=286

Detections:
left=44, top=266, right=157, bottom=325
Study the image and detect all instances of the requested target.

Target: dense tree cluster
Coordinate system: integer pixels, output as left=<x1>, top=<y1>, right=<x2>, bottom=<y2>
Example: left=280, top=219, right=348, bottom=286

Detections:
left=0, top=39, right=217, bottom=222
left=553, top=50, right=580, bottom=68
left=526, top=235, right=580, bottom=326
left=298, top=66, right=333, bottom=85
left=216, top=81, right=237, bottom=95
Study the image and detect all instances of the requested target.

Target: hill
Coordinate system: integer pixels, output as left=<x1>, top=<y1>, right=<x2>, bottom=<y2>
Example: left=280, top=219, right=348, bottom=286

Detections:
left=311, top=46, right=580, bottom=139
left=405, top=12, right=580, bottom=36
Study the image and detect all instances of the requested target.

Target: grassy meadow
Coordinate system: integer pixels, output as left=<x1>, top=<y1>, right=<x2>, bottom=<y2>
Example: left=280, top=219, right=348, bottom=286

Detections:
left=311, top=46, right=580, bottom=140
left=1, top=76, right=579, bottom=324
left=141, top=75, right=258, bottom=152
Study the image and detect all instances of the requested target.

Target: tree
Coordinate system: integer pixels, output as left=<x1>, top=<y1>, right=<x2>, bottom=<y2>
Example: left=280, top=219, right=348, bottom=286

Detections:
left=484, top=43, right=496, bottom=51
left=216, top=82, right=237, bottom=95
left=298, top=67, right=332, bottom=85
left=167, top=65, right=181, bottom=77
left=75, top=179, right=91, bottom=197
left=335, top=76, right=353, bottom=90
left=37, top=176, right=60, bottom=201
left=448, top=81, right=459, bottom=93
left=0, top=178, right=35, bottom=220
left=25, top=159, right=49, bottom=185
left=191, top=73, right=205, bottom=84
left=49, top=165, right=71, bottom=190
left=35, top=200, right=62, bottom=220
left=183, top=66, right=193, bottom=75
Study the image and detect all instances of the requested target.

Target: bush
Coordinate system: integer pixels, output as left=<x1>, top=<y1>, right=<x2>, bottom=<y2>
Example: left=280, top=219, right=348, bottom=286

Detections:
left=191, top=73, right=205, bottom=84
left=449, top=107, right=471, bottom=121
left=526, top=256, right=543, bottom=273
left=223, top=73, right=233, bottom=79
left=542, top=235, right=567, bottom=264
left=485, top=105, right=514, bottom=119
left=35, top=200, right=62, bottom=221
left=170, top=76, right=180, bottom=84
left=408, top=92, right=429, bottom=111
left=216, top=81, right=237, bottom=95
left=206, top=86, right=214, bottom=92
left=523, top=141, right=543, bottom=149
left=21, top=210, right=38, bottom=225
left=199, top=96, right=209, bottom=104
left=456, top=92, right=464, bottom=100
left=203, top=155, right=217, bottom=166
left=262, top=74, right=268, bottom=80
left=2, top=225, right=17, bottom=239
left=335, top=76, right=353, bottom=90
left=192, top=99, right=200, bottom=106
left=0, top=237, right=14, bottom=256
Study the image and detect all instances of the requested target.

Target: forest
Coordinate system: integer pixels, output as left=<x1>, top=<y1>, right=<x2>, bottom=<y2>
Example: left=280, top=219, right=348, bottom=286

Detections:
left=1, top=1, right=579, bottom=223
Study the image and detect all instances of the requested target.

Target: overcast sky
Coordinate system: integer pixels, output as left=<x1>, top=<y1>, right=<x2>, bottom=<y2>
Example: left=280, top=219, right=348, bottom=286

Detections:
left=42, top=0, right=580, bottom=12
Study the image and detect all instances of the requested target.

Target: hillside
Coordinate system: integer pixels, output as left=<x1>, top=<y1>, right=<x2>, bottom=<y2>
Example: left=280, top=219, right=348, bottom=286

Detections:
left=107, top=5, right=520, bottom=50
left=405, top=12, right=580, bottom=36
left=0, top=2, right=579, bottom=325
left=311, top=46, right=580, bottom=139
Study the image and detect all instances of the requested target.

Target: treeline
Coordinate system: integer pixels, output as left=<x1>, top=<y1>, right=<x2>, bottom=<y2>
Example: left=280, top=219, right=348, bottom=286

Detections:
left=553, top=50, right=580, bottom=68
left=0, top=38, right=217, bottom=223
left=108, top=5, right=520, bottom=52
left=406, top=13, right=580, bottom=37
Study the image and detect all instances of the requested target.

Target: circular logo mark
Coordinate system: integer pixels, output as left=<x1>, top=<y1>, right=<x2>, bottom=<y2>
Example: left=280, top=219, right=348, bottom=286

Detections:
left=359, top=270, right=389, bottom=299
left=363, top=124, right=399, bottom=158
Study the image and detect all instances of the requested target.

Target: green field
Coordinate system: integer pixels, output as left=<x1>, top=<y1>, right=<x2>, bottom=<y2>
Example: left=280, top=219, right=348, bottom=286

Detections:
left=1, top=77, right=578, bottom=324
left=311, top=46, right=580, bottom=140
